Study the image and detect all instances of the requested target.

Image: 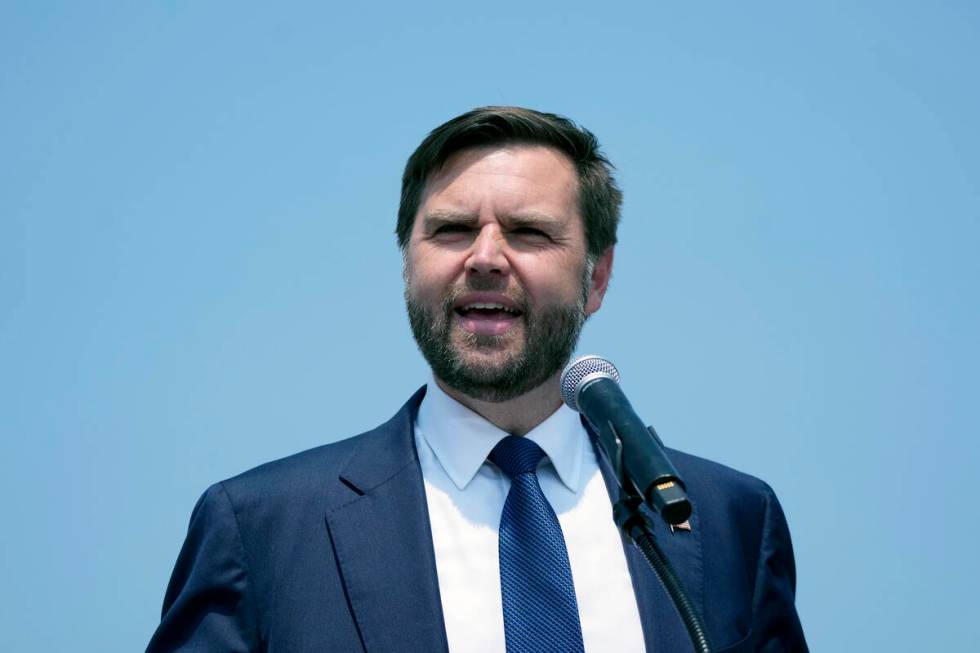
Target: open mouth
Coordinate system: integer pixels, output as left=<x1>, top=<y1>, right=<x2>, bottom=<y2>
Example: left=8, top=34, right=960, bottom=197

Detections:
left=453, top=301, right=524, bottom=336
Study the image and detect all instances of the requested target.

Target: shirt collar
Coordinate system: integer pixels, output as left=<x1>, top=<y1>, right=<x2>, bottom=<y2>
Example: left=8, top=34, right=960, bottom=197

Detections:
left=416, top=378, right=586, bottom=493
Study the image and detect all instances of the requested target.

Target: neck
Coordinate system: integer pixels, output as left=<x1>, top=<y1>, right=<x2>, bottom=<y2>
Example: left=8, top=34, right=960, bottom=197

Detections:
left=434, top=374, right=563, bottom=436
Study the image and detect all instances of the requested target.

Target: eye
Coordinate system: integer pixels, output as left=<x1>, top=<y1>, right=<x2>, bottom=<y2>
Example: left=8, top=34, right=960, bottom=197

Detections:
left=430, top=224, right=475, bottom=242
left=510, top=227, right=551, bottom=242
left=434, top=224, right=473, bottom=234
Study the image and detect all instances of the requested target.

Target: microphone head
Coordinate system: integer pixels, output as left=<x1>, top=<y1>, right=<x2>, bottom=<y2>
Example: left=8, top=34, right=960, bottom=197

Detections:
left=560, top=355, right=620, bottom=412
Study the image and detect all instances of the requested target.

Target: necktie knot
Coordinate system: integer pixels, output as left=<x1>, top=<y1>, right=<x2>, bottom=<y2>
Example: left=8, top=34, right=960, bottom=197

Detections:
left=489, top=435, right=546, bottom=479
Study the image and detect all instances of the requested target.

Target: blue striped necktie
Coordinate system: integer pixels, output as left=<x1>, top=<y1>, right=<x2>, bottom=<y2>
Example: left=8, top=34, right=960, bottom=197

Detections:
left=489, top=435, right=585, bottom=653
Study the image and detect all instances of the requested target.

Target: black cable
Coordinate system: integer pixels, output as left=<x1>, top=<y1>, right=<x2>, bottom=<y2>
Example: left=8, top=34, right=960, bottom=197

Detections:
left=613, top=496, right=712, bottom=653
left=631, top=529, right=712, bottom=653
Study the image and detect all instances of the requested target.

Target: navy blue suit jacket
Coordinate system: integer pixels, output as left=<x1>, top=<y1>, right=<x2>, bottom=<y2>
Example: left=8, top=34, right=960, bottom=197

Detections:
left=147, top=388, right=807, bottom=652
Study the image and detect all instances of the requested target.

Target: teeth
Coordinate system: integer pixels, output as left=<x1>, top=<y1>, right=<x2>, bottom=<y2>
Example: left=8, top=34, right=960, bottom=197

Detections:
left=464, top=302, right=517, bottom=313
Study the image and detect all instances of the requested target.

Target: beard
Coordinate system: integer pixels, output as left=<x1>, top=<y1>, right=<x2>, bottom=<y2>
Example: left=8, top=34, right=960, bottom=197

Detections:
left=405, top=270, right=592, bottom=403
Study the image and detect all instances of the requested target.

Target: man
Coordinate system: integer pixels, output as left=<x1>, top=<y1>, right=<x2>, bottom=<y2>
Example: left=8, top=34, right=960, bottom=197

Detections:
left=147, top=107, right=807, bottom=652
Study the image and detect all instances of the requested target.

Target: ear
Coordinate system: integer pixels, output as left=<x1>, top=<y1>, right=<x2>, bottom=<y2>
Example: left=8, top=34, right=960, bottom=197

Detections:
left=584, top=247, right=614, bottom=316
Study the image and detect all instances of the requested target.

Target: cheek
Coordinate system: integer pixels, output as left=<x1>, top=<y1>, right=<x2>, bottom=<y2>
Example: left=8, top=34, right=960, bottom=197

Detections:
left=406, top=258, right=456, bottom=303
left=514, top=261, right=583, bottom=304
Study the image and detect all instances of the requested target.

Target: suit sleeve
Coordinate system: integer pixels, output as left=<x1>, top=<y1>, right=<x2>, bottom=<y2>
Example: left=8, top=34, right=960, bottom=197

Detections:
left=146, top=483, right=261, bottom=653
left=751, top=485, right=808, bottom=653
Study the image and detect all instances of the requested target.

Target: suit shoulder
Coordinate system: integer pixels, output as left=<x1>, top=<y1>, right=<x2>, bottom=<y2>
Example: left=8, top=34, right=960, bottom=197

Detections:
left=666, top=447, right=778, bottom=515
left=228, top=433, right=359, bottom=488
left=216, top=388, right=424, bottom=507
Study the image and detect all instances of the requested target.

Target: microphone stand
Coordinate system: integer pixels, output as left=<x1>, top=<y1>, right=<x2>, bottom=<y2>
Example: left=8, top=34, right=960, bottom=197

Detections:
left=594, top=424, right=712, bottom=653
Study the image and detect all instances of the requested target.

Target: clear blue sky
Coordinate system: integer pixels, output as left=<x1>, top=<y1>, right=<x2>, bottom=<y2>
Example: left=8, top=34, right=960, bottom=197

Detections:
left=2, top=2, right=978, bottom=651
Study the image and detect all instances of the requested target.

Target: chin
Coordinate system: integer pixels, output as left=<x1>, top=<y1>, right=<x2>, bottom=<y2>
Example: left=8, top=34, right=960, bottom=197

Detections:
left=455, top=348, right=523, bottom=373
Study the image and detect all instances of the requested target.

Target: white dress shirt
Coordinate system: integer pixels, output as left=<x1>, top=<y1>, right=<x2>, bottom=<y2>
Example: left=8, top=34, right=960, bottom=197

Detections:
left=414, top=380, right=646, bottom=652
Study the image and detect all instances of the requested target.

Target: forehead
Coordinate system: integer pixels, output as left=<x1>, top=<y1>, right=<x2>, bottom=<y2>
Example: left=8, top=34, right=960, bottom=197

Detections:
left=417, top=144, right=581, bottom=220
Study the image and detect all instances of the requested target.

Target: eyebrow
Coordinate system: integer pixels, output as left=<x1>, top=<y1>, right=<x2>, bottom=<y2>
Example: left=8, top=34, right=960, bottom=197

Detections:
left=505, top=212, right=560, bottom=230
left=421, top=210, right=479, bottom=229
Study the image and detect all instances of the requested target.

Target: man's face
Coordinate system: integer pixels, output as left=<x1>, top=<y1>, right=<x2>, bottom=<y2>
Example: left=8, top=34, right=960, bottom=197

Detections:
left=403, top=144, right=612, bottom=402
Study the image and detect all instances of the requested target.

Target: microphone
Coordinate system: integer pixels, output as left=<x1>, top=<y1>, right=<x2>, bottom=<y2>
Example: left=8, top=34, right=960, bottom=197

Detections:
left=560, top=355, right=692, bottom=526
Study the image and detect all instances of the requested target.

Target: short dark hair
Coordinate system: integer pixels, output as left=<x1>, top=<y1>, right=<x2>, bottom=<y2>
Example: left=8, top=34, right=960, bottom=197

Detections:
left=396, top=106, right=622, bottom=260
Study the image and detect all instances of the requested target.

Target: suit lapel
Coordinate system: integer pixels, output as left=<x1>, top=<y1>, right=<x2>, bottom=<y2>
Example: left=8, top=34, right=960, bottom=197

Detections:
left=625, top=500, right=705, bottom=652
left=325, top=388, right=449, bottom=653
left=586, top=420, right=705, bottom=653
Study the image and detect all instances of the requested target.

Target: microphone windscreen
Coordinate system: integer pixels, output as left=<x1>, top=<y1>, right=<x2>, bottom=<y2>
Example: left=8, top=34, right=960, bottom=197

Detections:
left=560, top=355, right=620, bottom=412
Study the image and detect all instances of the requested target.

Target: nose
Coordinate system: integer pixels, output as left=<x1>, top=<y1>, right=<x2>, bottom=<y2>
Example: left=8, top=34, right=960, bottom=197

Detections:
left=465, top=224, right=511, bottom=276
